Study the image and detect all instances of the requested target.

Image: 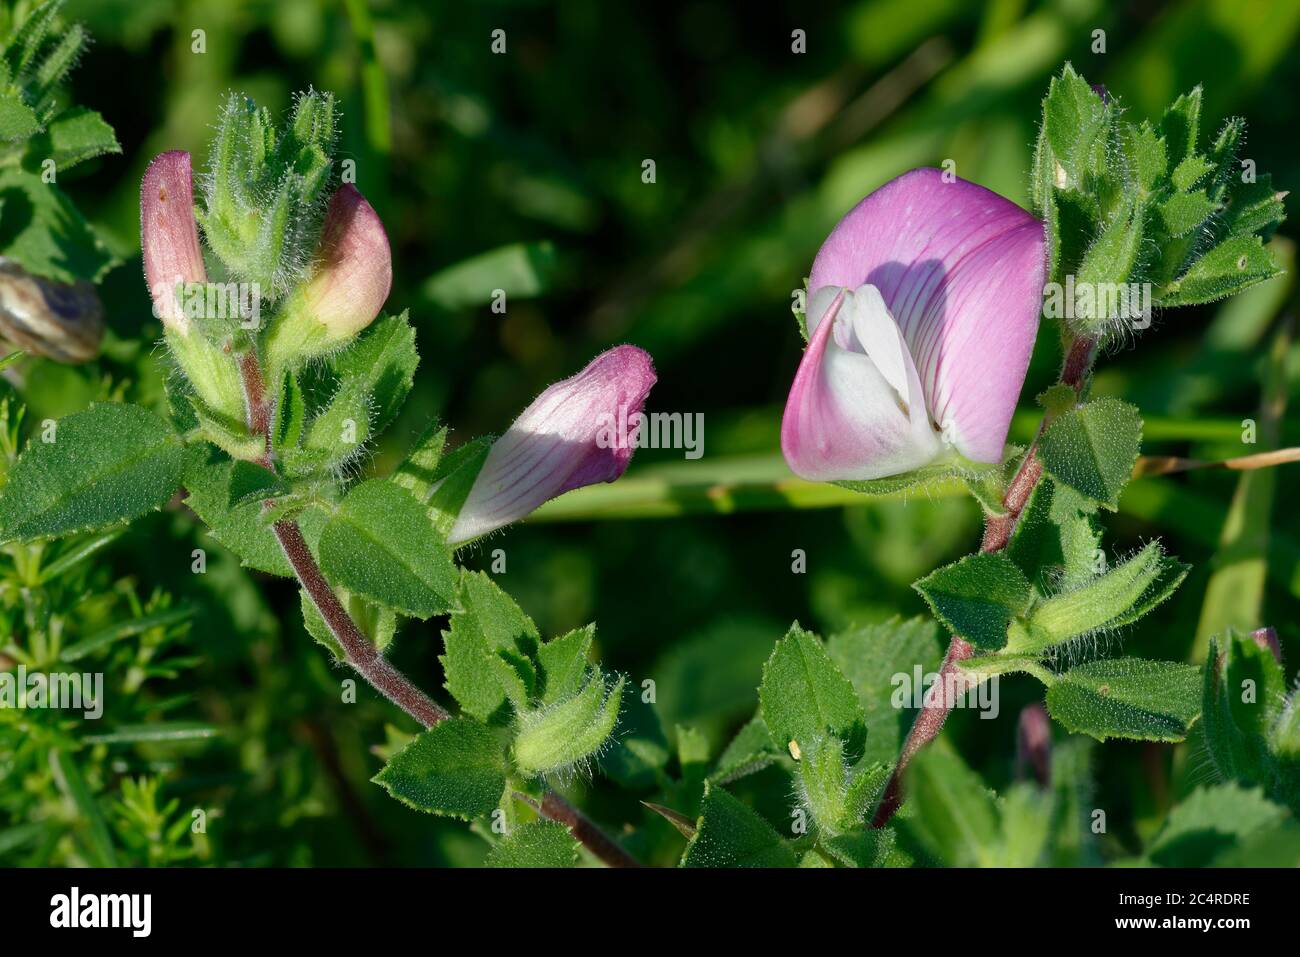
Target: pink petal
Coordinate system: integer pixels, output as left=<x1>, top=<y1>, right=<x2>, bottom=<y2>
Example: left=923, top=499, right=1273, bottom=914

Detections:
left=782, top=288, right=942, bottom=482
left=302, top=185, right=393, bottom=339
left=807, top=168, right=1045, bottom=463
left=449, top=345, right=657, bottom=544
left=140, top=151, right=207, bottom=332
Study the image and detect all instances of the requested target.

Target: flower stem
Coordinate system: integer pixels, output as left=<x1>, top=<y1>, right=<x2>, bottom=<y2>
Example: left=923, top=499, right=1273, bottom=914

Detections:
left=235, top=348, right=640, bottom=867
left=871, top=333, right=1097, bottom=829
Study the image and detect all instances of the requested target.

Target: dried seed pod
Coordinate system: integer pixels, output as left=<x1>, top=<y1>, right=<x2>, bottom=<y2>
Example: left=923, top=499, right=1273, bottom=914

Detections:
left=0, top=257, right=104, bottom=363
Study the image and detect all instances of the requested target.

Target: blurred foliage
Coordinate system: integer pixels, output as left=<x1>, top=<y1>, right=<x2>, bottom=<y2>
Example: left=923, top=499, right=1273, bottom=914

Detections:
left=3, top=0, right=1300, bottom=865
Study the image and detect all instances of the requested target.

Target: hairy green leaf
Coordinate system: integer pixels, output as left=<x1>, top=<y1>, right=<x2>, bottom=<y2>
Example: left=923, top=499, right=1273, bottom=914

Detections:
left=0, top=403, right=184, bottom=541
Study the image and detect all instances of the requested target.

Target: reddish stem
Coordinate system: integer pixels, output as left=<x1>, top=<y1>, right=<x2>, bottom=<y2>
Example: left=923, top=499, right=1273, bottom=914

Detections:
left=235, top=349, right=640, bottom=867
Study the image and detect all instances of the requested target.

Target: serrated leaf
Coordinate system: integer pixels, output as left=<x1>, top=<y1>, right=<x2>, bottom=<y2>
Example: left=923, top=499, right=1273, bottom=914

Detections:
left=318, top=479, right=457, bottom=618
left=0, top=403, right=184, bottom=541
left=1158, top=189, right=1217, bottom=237
left=286, top=377, right=371, bottom=477
left=1158, top=87, right=1202, bottom=164
left=0, top=93, right=38, bottom=142
left=913, top=553, right=1033, bottom=651
left=372, top=718, right=505, bottom=820
left=680, top=782, right=796, bottom=868
left=27, top=106, right=121, bottom=170
left=1045, top=658, right=1202, bottom=742
left=759, top=623, right=864, bottom=757
left=1123, top=121, right=1167, bottom=194
left=326, top=311, right=418, bottom=437
left=1006, top=480, right=1064, bottom=588
left=710, top=715, right=780, bottom=785
left=485, top=820, right=579, bottom=868
left=538, top=624, right=594, bottom=705
left=1037, top=396, right=1142, bottom=509
left=1042, top=64, right=1108, bottom=188
left=1157, top=234, right=1280, bottom=306
left=440, top=570, right=540, bottom=721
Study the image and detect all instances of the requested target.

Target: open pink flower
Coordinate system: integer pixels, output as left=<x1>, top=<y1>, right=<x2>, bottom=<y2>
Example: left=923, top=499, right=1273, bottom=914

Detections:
left=781, top=168, right=1046, bottom=482
left=448, top=345, right=657, bottom=543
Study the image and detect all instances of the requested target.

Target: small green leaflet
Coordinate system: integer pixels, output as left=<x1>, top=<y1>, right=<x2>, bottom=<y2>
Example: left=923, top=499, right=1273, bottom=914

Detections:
left=0, top=403, right=185, bottom=542
left=913, top=552, right=1033, bottom=651
left=758, top=623, right=864, bottom=757
left=0, top=93, right=38, bottom=141
left=680, top=782, right=796, bottom=868
left=25, top=106, right=120, bottom=170
left=1037, top=396, right=1142, bottom=510
left=326, top=311, right=419, bottom=436
left=441, top=570, right=541, bottom=721
left=485, top=820, right=579, bottom=868
left=372, top=718, right=505, bottom=820
left=1045, top=658, right=1202, bottom=742
left=317, top=479, right=457, bottom=618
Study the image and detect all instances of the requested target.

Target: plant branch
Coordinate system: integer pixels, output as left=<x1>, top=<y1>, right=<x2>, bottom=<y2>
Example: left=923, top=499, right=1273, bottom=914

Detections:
left=872, top=334, right=1097, bottom=828
left=236, top=348, right=640, bottom=867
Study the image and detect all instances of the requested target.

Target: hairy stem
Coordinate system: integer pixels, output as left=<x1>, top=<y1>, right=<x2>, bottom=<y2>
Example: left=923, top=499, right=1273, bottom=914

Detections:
left=872, top=333, right=1097, bottom=829
left=236, top=348, right=640, bottom=867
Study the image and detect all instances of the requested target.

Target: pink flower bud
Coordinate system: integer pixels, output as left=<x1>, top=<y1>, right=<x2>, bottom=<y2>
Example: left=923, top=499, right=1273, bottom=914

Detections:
left=782, top=168, right=1046, bottom=482
left=448, top=345, right=657, bottom=544
left=141, top=151, right=207, bottom=333
left=299, top=185, right=392, bottom=341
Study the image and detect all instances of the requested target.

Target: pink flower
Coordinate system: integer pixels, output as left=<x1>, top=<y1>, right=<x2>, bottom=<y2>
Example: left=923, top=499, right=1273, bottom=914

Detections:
left=448, top=345, right=657, bottom=544
left=141, top=151, right=206, bottom=334
left=781, top=168, right=1046, bottom=482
